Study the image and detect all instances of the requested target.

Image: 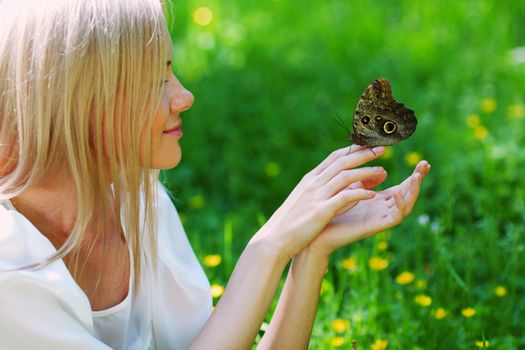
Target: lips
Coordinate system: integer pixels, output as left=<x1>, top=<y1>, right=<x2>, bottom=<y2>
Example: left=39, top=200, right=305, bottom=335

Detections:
left=163, top=122, right=182, bottom=133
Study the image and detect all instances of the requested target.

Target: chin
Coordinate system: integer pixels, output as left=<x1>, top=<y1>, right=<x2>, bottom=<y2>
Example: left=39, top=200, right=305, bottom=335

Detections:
left=151, top=155, right=182, bottom=169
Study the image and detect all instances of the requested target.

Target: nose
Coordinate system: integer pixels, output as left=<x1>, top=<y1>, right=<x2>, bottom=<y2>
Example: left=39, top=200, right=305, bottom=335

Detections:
left=170, top=86, right=194, bottom=114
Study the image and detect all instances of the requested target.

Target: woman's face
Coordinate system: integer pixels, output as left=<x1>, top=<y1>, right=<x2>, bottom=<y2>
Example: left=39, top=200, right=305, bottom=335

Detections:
left=145, top=62, right=194, bottom=169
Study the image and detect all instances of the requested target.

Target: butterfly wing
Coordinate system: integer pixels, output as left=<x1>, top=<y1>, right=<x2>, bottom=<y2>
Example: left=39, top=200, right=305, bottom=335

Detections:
left=351, top=78, right=417, bottom=146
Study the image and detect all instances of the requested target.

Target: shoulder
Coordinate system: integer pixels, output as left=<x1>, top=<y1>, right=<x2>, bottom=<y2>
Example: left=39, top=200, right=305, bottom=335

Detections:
left=156, top=181, right=180, bottom=218
left=153, top=181, right=210, bottom=293
left=155, top=182, right=185, bottom=242
left=0, top=203, right=56, bottom=269
left=149, top=183, right=212, bottom=349
left=0, top=204, right=93, bottom=332
left=154, top=181, right=197, bottom=260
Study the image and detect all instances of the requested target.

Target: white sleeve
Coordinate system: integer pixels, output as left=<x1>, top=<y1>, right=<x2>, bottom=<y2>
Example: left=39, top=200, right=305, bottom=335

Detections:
left=150, top=183, right=213, bottom=350
left=0, top=275, right=111, bottom=350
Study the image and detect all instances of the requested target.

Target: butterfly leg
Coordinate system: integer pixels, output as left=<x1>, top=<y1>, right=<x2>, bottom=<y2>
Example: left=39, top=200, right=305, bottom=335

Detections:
left=347, top=144, right=376, bottom=156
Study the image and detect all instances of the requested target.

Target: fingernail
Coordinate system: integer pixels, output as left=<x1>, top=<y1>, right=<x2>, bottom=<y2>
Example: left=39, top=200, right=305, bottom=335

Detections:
left=374, top=166, right=384, bottom=172
left=368, top=191, right=376, bottom=198
left=372, top=146, right=384, bottom=153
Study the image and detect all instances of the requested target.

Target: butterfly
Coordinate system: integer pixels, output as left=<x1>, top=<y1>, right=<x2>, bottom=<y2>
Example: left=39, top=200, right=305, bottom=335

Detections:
left=336, top=78, right=417, bottom=147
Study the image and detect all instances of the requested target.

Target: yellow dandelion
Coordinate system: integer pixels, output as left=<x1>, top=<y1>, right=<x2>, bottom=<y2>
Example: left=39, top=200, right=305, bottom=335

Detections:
left=481, top=98, right=497, bottom=113
left=264, top=162, right=281, bottom=177
left=495, top=285, right=507, bottom=297
left=395, top=271, right=415, bottom=285
left=203, top=254, right=222, bottom=267
left=466, top=114, right=481, bottom=128
left=368, top=257, right=389, bottom=271
left=382, top=147, right=393, bottom=159
left=476, top=340, right=490, bottom=348
left=193, top=7, right=213, bottom=26
left=461, top=307, right=476, bottom=318
left=331, top=337, right=345, bottom=348
left=415, top=279, right=427, bottom=290
left=210, top=284, right=224, bottom=298
left=474, top=126, right=489, bottom=140
left=377, top=241, right=388, bottom=251
left=188, top=194, right=205, bottom=209
left=331, top=319, right=351, bottom=333
left=371, top=339, right=388, bottom=350
left=415, top=294, right=432, bottom=307
left=433, top=307, right=447, bottom=319
left=508, top=104, right=525, bottom=119
left=342, top=257, right=357, bottom=271
left=405, top=152, right=423, bottom=166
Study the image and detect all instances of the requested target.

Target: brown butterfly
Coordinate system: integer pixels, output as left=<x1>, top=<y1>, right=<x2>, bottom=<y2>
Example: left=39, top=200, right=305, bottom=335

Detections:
left=336, top=78, right=417, bottom=147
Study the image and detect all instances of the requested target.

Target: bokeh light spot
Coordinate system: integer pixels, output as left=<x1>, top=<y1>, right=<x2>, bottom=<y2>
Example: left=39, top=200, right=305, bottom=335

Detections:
left=193, top=7, right=213, bottom=26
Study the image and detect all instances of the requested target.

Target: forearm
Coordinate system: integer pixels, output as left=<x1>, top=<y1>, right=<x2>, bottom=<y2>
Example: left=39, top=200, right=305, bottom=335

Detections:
left=190, top=240, right=289, bottom=350
left=257, top=247, right=329, bottom=350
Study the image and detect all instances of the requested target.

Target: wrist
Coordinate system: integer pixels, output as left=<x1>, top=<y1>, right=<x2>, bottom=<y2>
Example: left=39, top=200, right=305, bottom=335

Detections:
left=247, top=234, right=291, bottom=270
left=295, top=244, right=330, bottom=270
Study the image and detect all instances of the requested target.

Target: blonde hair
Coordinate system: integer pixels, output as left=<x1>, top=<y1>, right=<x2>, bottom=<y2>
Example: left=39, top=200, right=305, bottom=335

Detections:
left=0, top=0, right=171, bottom=294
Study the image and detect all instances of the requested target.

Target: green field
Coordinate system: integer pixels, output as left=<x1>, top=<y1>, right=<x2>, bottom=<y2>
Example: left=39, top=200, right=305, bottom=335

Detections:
left=162, top=1, right=525, bottom=349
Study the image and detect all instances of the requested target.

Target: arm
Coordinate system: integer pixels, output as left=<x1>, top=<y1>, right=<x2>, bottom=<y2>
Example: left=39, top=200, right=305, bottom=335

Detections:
left=189, top=240, right=289, bottom=350
left=190, top=146, right=386, bottom=349
left=258, top=156, right=430, bottom=350
left=256, top=247, right=327, bottom=350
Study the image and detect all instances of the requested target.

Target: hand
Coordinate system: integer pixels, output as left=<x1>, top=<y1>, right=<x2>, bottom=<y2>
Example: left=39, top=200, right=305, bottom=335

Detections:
left=252, top=146, right=389, bottom=261
left=306, top=150, right=430, bottom=259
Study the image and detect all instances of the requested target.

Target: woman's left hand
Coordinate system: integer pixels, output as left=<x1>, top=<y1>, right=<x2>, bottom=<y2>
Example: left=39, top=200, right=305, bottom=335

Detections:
left=305, top=147, right=431, bottom=259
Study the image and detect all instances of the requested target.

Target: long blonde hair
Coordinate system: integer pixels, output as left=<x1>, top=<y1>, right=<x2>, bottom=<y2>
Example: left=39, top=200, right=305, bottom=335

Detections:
left=0, top=0, right=171, bottom=294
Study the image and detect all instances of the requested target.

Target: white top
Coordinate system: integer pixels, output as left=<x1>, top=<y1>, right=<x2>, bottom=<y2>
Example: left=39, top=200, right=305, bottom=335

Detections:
left=0, top=183, right=213, bottom=349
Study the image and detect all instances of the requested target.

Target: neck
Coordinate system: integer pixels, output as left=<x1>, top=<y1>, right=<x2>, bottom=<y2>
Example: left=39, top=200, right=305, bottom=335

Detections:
left=11, top=171, right=115, bottom=249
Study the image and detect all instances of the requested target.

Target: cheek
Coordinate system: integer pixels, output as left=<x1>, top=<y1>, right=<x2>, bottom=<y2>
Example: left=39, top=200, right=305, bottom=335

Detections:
left=140, top=97, right=169, bottom=165
left=153, top=94, right=170, bottom=133
left=151, top=110, right=168, bottom=137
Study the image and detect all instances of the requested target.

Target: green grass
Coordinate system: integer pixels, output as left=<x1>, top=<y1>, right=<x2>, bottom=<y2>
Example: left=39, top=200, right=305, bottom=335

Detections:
left=161, top=1, right=525, bottom=348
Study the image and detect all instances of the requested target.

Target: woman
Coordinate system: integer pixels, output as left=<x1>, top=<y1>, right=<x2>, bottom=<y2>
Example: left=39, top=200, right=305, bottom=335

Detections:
left=0, top=0, right=430, bottom=349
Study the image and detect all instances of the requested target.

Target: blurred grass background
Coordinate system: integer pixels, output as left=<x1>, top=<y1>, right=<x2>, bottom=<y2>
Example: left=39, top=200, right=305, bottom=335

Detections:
left=162, top=1, right=525, bottom=349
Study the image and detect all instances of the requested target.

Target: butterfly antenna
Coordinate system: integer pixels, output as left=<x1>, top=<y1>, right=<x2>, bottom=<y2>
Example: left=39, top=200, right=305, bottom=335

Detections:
left=334, top=113, right=352, bottom=134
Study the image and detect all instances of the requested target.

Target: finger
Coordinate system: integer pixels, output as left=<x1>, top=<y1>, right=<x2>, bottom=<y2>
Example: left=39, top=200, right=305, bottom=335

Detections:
left=393, top=189, right=405, bottom=218
left=359, top=170, right=388, bottom=190
left=401, top=161, right=430, bottom=214
left=349, top=144, right=369, bottom=153
left=381, top=163, right=424, bottom=198
left=402, top=173, right=422, bottom=215
left=326, top=188, right=376, bottom=215
left=381, top=160, right=430, bottom=196
left=413, top=160, right=431, bottom=181
left=386, top=190, right=405, bottom=226
left=325, top=167, right=386, bottom=197
left=349, top=170, right=388, bottom=190
left=311, top=147, right=354, bottom=175
left=319, top=146, right=385, bottom=183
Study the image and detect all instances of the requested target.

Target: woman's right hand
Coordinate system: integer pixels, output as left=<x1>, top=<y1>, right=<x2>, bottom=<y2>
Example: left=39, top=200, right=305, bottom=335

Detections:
left=251, top=146, right=387, bottom=261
